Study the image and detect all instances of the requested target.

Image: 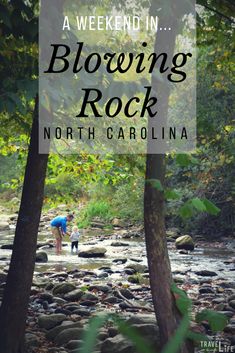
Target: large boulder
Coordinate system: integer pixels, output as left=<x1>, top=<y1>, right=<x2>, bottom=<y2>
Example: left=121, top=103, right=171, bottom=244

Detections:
left=35, top=251, right=48, bottom=263
left=78, top=247, right=107, bottom=258
left=38, top=314, right=66, bottom=330
left=175, top=235, right=194, bottom=251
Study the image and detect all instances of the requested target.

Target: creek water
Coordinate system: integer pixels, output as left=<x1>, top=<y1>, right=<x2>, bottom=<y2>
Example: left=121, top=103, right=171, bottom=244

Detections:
left=0, top=227, right=235, bottom=285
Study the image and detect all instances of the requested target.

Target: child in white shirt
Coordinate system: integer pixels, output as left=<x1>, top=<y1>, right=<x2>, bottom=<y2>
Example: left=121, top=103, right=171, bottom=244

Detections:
left=70, top=226, right=80, bottom=254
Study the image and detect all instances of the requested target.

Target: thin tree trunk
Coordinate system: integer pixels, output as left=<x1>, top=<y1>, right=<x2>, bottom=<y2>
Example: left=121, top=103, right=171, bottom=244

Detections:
left=144, top=8, right=193, bottom=352
left=0, top=97, right=49, bottom=353
left=145, top=154, right=178, bottom=345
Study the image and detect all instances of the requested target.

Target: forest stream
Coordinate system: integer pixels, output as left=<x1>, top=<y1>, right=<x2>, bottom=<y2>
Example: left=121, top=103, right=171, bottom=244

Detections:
left=0, top=211, right=235, bottom=353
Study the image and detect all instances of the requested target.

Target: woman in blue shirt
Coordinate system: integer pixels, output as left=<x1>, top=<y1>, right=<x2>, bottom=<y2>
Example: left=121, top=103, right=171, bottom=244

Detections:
left=50, top=214, right=74, bottom=255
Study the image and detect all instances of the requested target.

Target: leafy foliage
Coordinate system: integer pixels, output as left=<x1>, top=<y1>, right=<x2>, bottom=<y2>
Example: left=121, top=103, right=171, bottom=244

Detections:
left=196, top=310, right=228, bottom=333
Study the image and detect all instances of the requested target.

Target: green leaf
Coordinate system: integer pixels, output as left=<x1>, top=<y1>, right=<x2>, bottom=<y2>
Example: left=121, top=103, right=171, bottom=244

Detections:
left=171, top=282, right=192, bottom=315
left=146, top=179, right=164, bottom=191
left=176, top=154, right=191, bottom=167
left=196, top=310, right=228, bottom=333
left=191, top=198, right=207, bottom=212
left=176, top=154, right=198, bottom=167
left=187, top=330, right=209, bottom=343
left=179, top=202, right=194, bottom=219
left=165, top=189, right=181, bottom=200
left=202, top=199, right=220, bottom=215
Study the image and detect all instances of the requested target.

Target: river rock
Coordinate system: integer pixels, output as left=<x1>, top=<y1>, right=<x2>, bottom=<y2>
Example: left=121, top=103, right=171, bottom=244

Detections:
left=81, top=292, right=99, bottom=302
left=166, top=229, right=180, bottom=239
left=114, top=288, right=135, bottom=300
left=111, top=242, right=129, bottom=247
left=25, top=332, right=40, bottom=348
left=46, top=321, right=83, bottom=341
left=0, top=221, right=10, bottom=231
left=53, top=297, right=67, bottom=305
left=112, top=218, right=125, bottom=227
left=89, top=285, right=111, bottom=293
left=101, top=334, right=136, bottom=353
left=196, top=270, right=217, bottom=277
left=78, top=247, right=107, bottom=258
left=113, top=258, right=128, bottom=264
left=39, top=292, right=54, bottom=303
left=175, top=235, right=194, bottom=251
left=54, top=328, right=84, bottom=346
left=65, top=340, right=82, bottom=350
left=37, top=241, right=54, bottom=249
left=128, top=275, right=140, bottom=284
left=35, top=251, right=48, bottom=263
left=224, top=325, right=235, bottom=334
left=126, top=314, right=157, bottom=326
left=126, top=264, right=148, bottom=273
left=228, top=295, right=235, bottom=302
left=228, top=300, right=235, bottom=309
left=0, top=271, right=7, bottom=283
left=179, top=250, right=188, bottom=255
left=199, top=286, right=215, bottom=294
left=80, top=300, right=97, bottom=307
left=130, top=258, right=142, bottom=263
left=53, top=283, right=76, bottom=295
left=73, top=308, right=91, bottom=316
left=50, top=272, right=68, bottom=279
left=90, top=220, right=105, bottom=228
left=38, top=313, right=66, bottom=330
left=104, top=296, right=121, bottom=304
left=1, top=244, right=13, bottom=250
left=64, top=289, right=84, bottom=301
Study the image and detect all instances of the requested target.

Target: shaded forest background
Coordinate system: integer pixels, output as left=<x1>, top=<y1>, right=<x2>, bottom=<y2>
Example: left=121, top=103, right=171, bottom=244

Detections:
left=0, top=0, right=234, bottom=235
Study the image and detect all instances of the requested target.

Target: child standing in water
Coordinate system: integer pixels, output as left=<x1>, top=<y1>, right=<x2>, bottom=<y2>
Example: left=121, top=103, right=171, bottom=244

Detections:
left=70, top=226, right=80, bottom=254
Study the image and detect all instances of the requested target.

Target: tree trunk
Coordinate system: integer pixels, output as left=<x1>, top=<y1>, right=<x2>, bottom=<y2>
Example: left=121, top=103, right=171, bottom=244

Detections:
left=145, top=153, right=178, bottom=344
left=0, top=97, right=49, bottom=353
left=144, top=8, right=193, bottom=353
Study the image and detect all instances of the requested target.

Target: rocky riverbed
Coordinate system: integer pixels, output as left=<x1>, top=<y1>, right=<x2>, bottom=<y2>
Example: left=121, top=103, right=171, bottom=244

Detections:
left=0, top=206, right=235, bottom=353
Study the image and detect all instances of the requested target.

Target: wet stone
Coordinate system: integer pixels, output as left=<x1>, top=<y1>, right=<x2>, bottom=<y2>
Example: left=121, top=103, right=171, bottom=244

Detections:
left=199, top=286, right=215, bottom=294
left=38, top=313, right=66, bottom=330
left=53, top=283, right=76, bottom=296
left=46, top=322, right=83, bottom=341
left=64, top=289, right=84, bottom=301
left=54, top=328, right=84, bottom=346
